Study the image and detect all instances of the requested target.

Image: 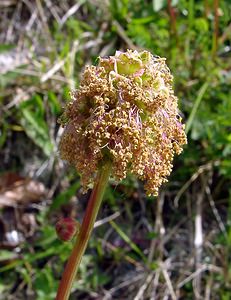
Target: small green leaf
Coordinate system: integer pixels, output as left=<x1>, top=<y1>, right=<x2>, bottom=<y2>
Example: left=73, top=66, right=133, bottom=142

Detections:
left=19, top=98, right=53, bottom=156
left=0, top=250, right=18, bottom=262
left=48, top=91, right=61, bottom=115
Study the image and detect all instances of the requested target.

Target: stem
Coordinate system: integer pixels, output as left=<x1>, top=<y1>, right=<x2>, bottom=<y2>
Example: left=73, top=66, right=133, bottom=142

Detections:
left=167, top=0, right=178, bottom=39
left=55, top=162, right=111, bottom=300
left=212, top=0, right=219, bottom=58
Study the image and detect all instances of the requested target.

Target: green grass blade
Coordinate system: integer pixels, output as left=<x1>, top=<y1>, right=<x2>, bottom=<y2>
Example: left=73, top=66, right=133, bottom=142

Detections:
left=186, top=82, right=209, bottom=134
left=110, top=220, right=147, bottom=263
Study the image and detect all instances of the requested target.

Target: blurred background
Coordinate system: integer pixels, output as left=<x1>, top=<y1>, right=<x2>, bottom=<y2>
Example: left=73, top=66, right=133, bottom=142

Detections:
left=0, top=0, right=230, bottom=299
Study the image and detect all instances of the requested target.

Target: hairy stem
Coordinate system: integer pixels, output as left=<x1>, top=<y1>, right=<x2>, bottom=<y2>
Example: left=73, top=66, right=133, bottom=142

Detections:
left=55, top=162, right=111, bottom=300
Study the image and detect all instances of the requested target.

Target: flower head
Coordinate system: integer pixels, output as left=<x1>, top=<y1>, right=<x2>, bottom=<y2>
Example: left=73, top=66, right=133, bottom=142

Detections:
left=56, top=217, right=80, bottom=242
left=59, top=50, right=187, bottom=195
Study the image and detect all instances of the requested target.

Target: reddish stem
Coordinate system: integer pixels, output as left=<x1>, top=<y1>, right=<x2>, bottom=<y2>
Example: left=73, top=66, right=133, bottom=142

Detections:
left=55, top=162, right=111, bottom=300
left=167, top=0, right=178, bottom=39
left=212, top=0, right=219, bottom=58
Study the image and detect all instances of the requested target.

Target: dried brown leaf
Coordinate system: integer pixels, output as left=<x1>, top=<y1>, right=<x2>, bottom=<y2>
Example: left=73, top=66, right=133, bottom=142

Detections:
left=0, top=173, right=46, bottom=208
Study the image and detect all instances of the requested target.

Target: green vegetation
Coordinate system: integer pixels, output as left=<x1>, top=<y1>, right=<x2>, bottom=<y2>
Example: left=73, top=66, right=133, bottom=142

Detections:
left=0, top=0, right=230, bottom=299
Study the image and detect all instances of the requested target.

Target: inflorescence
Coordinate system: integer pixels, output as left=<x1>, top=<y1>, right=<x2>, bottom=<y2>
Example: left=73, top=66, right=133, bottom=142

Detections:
left=59, top=50, right=187, bottom=196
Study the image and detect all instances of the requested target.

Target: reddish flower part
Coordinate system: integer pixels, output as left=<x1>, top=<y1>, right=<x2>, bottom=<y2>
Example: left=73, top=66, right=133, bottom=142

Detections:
left=55, top=217, right=80, bottom=242
left=59, top=50, right=187, bottom=196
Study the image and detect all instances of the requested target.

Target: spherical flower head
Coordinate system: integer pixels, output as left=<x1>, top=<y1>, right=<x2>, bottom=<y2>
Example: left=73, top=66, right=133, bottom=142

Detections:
left=59, top=50, right=187, bottom=196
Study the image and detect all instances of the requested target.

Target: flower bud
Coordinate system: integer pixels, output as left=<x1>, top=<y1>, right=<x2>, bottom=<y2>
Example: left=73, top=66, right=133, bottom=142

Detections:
left=55, top=217, right=80, bottom=242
